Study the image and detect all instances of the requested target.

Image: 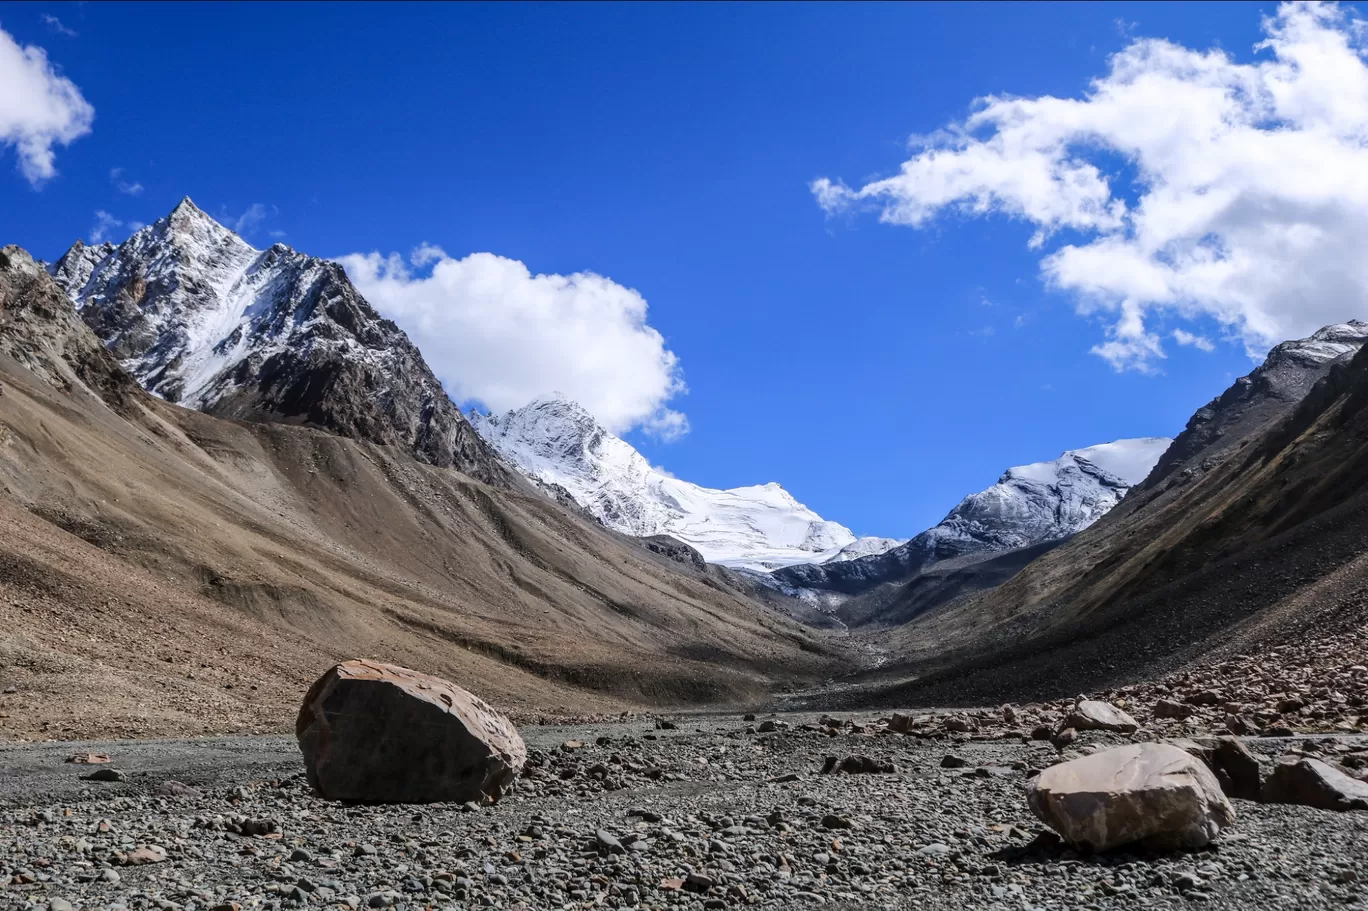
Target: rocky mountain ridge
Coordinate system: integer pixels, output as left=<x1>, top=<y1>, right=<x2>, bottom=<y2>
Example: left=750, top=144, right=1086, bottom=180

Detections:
left=47, top=199, right=509, bottom=484
left=775, top=437, right=1171, bottom=596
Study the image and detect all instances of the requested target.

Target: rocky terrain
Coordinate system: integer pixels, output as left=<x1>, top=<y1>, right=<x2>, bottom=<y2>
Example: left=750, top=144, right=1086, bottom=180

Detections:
left=2, top=695, right=1365, bottom=911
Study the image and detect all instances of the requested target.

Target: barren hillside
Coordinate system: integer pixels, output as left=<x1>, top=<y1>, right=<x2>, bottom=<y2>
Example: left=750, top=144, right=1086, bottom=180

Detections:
left=0, top=246, right=844, bottom=740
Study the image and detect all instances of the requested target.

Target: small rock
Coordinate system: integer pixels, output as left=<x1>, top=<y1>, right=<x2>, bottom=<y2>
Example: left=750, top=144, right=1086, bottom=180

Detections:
left=82, top=768, right=126, bottom=782
left=123, top=845, right=169, bottom=866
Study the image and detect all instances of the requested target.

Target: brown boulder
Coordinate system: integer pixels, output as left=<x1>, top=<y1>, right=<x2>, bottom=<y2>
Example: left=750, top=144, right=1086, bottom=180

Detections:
left=1026, top=743, right=1234, bottom=853
left=1262, top=757, right=1368, bottom=811
left=887, top=712, right=914, bottom=734
left=296, top=660, right=526, bottom=804
left=1153, top=700, right=1195, bottom=720
left=1064, top=700, right=1139, bottom=735
left=1212, top=738, right=1262, bottom=801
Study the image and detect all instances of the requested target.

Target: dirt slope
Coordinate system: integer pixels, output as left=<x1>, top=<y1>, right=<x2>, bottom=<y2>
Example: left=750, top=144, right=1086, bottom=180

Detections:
left=0, top=246, right=842, bottom=740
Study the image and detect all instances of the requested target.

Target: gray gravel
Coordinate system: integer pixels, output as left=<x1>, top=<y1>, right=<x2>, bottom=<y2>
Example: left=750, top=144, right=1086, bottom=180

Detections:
left=2, top=713, right=1367, bottom=910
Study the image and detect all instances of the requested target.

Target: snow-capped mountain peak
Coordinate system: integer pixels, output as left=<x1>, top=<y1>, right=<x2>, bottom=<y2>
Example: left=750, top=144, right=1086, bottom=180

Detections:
left=929, top=437, right=1172, bottom=554
left=46, top=199, right=507, bottom=482
left=470, top=396, right=903, bottom=571
left=773, top=435, right=1172, bottom=592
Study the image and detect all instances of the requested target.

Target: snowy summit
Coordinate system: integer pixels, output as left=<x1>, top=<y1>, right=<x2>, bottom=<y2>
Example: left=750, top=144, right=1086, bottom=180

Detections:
left=469, top=395, right=902, bottom=571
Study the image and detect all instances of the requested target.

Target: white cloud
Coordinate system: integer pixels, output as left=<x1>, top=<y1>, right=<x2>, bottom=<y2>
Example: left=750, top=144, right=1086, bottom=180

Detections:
left=42, top=15, right=77, bottom=38
left=226, top=203, right=267, bottom=235
left=0, top=26, right=93, bottom=184
left=337, top=247, right=687, bottom=438
left=90, top=210, right=122, bottom=243
left=109, top=167, right=142, bottom=195
left=1173, top=328, right=1216, bottom=352
left=814, top=1, right=1368, bottom=370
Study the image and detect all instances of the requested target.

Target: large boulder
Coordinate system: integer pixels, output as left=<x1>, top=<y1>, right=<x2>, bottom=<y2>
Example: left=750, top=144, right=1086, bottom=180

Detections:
left=1063, top=700, right=1140, bottom=735
left=1262, top=757, right=1368, bottom=811
left=1027, top=742, right=1234, bottom=853
left=296, top=660, right=526, bottom=804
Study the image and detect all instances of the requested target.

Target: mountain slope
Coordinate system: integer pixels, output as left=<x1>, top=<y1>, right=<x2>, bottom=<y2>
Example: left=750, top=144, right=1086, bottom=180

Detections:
left=469, top=395, right=901, bottom=571
left=1137, top=320, right=1368, bottom=493
left=843, top=322, right=1368, bottom=708
left=0, top=246, right=845, bottom=739
left=48, top=200, right=509, bottom=484
left=774, top=437, right=1171, bottom=598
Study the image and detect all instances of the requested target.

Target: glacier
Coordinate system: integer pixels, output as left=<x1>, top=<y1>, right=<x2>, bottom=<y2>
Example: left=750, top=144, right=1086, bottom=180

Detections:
left=469, top=395, right=903, bottom=572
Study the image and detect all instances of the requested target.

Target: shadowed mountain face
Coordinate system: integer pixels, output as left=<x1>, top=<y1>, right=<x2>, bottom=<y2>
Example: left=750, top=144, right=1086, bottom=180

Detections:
left=0, top=246, right=845, bottom=739
left=1137, top=321, right=1368, bottom=495
left=840, top=326, right=1368, bottom=709
left=47, top=200, right=510, bottom=485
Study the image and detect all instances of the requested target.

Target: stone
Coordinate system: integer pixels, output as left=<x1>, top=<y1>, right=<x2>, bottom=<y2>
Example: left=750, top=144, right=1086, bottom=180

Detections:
left=1262, top=757, right=1368, bottom=811
left=82, top=768, right=126, bottom=782
left=1050, top=727, right=1077, bottom=750
left=1064, top=700, right=1140, bottom=735
left=683, top=872, right=714, bottom=893
left=757, top=720, right=778, bottom=733
left=123, top=845, right=169, bottom=866
left=826, top=755, right=894, bottom=774
left=940, top=754, right=969, bottom=769
left=1026, top=742, right=1234, bottom=853
left=155, top=780, right=202, bottom=799
left=888, top=712, right=914, bottom=734
left=1212, top=738, right=1262, bottom=801
left=296, top=660, right=526, bottom=804
left=821, top=813, right=853, bottom=830
left=595, top=830, right=624, bottom=854
left=48, top=899, right=75, bottom=911
left=1153, top=700, right=1195, bottom=720
left=66, top=751, right=111, bottom=764
left=944, top=716, right=977, bottom=733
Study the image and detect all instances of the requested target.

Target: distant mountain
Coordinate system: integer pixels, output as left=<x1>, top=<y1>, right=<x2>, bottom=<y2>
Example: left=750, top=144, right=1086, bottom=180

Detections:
left=857, top=319, right=1368, bottom=708
left=774, top=437, right=1172, bottom=596
left=468, top=395, right=902, bottom=571
left=47, top=199, right=509, bottom=484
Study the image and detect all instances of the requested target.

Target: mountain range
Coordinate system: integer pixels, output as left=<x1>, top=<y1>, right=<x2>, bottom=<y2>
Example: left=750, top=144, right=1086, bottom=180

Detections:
left=7, top=197, right=1368, bottom=734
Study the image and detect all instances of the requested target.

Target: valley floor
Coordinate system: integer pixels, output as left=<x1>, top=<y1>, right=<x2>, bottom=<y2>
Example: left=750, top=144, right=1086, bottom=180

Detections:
left=2, top=714, right=1366, bottom=911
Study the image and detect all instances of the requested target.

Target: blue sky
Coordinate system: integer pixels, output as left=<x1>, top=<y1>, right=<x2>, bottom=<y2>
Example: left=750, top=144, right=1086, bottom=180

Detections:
left=4, top=1, right=1362, bottom=540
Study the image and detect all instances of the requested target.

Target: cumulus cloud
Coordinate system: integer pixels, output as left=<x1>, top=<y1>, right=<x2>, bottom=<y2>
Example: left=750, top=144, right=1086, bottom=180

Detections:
left=814, top=1, right=1368, bottom=370
left=337, top=247, right=688, bottom=439
left=0, top=26, right=92, bottom=184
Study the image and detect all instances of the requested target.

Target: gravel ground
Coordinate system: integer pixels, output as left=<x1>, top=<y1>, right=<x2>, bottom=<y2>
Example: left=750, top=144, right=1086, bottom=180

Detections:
left=2, top=714, right=1367, bottom=911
